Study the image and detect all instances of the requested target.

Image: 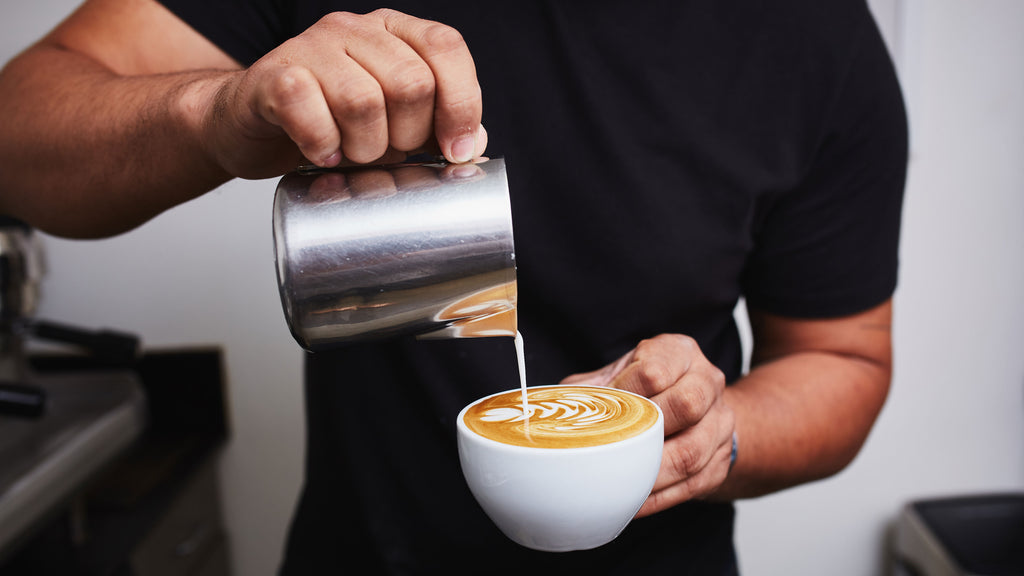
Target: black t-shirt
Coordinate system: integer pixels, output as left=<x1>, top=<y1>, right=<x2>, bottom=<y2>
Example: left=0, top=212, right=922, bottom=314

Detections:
left=158, top=1, right=907, bottom=574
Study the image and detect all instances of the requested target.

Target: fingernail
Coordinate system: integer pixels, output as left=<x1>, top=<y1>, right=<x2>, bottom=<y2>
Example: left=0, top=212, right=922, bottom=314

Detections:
left=450, top=135, right=475, bottom=163
left=474, top=124, right=488, bottom=157
left=321, top=151, right=342, bottom=167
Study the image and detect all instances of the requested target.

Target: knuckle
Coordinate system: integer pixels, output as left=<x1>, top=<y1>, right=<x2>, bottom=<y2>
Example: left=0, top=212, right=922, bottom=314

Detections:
left=369, top=7, right=400, bottom=20
left=667, top=443, right=703, bottom=478
left=650, top=489, right=679, bottom=513
left=668, top=386, right=707, bottom=425
left=420, top=21, right=467, bottom=54
left=437, top=87, right=482, bottom=120
left=683, top=384, right=711, bottom=413
left=711, top=366, right=726, bottom=389
left=697, top=360, right=727, bottom=391
left=639, top=333, right=696, bottom=359
left=343, top=144, right=386, bottom=165
left=690, top=471, right=719, bottom=500
left=667, top=333, right=698, bottom=352
left=340, top=125, right=388, bottom=163
left=284, top=123, right=336, bottom=155
left=266, top=66, right=317, bottom=107
left=386, top=61, right=435, bottom=104
left=336, top=84, right=386, bottom=121
left=635, top=360, right=671, bottom=391
left=298, top=133, right=337, bottom=156
left=632, top=337, right=661, bottom=363
left=635, top=336, right=657, bottom=353
left=319, top=11, right=362, bottom=29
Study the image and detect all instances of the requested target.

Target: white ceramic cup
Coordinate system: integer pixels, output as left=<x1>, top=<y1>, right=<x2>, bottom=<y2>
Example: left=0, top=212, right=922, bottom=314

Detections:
left=457, top=385, right=664, bottom=552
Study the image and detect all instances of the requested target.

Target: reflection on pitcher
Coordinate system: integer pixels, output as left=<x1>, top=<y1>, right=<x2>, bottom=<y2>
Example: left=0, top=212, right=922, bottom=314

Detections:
left=424, top=279, right=517, bottom=339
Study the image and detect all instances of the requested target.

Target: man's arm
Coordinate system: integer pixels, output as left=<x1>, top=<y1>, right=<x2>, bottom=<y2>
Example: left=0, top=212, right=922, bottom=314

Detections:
left=711, top=299, right=892, bottom=501
left=562, top=299, right=892, bottom=513
left=0, top=0, right=237, bottom=237
left=0, top=0, right=485, bottom=238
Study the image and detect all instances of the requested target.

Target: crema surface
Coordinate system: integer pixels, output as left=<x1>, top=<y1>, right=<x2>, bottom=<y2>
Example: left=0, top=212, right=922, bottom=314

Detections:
left=464, top=386, right=659, bottom=448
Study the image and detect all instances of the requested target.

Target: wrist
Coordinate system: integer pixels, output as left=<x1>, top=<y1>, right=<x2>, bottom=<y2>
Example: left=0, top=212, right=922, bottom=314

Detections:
left=173, top=71, right=236, bottom=181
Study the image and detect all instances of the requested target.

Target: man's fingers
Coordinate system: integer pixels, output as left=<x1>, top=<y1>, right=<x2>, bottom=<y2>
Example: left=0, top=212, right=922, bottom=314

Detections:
left=635, top=414, right=734, bottom=517
left=609, top=335, right=696, bottom=398
left=636, top=451, right=729, bottom=517
left=320, top=11, right=437, bottom=154
left=318, top=59, right=389, bottom=164
left=473, top=123, right=488, bottom=157
left=380, top=9, right=483, bottom=162
left=242, top=10, right=483, bottom=169
left=654, top=366, right=726, bottom=436
left=380, top=54, right=436, bottom=152
left=252, top=64, right=342, bottom=167
left=561, top=348, right=636, bottom=387
left=651, top=410, right=732, bottom=492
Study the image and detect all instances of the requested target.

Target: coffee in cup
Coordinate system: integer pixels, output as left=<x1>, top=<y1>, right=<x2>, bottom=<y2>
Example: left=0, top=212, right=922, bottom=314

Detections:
left=457, top=385, right=664, bottom=552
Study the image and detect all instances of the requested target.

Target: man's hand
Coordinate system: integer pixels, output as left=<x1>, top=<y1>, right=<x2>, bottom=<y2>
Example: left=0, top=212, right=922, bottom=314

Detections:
left=558, top=300, right=894, bottom=516
left=199, top=10, right=487, bottom=178
left=561, top=334, right=736, bottom=517
left=0, top=0, right=487, bottom=237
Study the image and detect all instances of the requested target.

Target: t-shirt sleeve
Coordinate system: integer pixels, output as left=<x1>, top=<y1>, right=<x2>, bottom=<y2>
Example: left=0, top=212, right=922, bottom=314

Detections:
left=741, top=13, right=908, bottom=319
left=157, top=0, right=291, bottom=66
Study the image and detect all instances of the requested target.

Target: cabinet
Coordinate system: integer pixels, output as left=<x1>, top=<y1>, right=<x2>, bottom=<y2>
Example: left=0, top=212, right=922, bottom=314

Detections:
left=0, top=348, right=231, bottom=576
left=129, top=458, right=228, bottom=576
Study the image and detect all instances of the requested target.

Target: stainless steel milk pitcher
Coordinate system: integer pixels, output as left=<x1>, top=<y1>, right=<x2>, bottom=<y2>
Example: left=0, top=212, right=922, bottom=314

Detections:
left=273, top=157, right=517, bottom=350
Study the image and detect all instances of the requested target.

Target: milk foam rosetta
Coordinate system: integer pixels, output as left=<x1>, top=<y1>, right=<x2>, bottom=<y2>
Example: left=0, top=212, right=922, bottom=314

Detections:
left=464, top=386, right=659, bottom=449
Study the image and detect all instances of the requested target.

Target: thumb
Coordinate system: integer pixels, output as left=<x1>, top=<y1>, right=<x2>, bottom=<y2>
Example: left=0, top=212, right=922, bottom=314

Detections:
left=559, top=349, right=636, bottom=387
left=560, top=370, right=610, bottom=387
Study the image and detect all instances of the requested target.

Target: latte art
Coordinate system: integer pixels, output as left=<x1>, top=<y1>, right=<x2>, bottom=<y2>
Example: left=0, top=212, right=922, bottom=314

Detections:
left=464, top=386, right=659, bottom=449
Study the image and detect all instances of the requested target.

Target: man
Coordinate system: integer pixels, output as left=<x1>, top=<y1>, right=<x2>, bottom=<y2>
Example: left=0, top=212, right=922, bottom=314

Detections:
left=0, top=0, right=906, bottom=573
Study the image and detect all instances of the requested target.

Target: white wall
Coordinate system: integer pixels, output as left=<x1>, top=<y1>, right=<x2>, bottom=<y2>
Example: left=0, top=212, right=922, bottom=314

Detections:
left=3, top=1, right=1022, bottom=575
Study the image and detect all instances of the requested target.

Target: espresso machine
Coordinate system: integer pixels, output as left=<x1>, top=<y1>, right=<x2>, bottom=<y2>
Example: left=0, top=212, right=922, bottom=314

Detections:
left=0, top=217, right=48, bottom=416
left=0, top=217, right=141, bottom=418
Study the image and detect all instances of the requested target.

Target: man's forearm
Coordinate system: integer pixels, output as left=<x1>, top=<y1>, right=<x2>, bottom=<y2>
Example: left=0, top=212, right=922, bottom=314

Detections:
left=0, top=44, right=234, bottom=238
left=713, top=349, right=891, bottom=500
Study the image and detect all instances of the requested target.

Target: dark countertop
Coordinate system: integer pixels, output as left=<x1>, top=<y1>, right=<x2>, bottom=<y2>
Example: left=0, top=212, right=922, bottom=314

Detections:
left=0, top=348, right=229, bottom=575
left=0, top=369, right=146, bottom=560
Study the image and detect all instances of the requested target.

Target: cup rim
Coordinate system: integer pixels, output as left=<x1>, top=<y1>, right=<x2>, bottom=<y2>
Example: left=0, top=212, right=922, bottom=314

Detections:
left=457, top=384, right=664, bottom=453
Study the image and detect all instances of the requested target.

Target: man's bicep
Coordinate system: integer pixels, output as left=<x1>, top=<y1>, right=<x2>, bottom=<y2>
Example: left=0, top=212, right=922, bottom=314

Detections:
left=43, top=0, right=239, bottom=74
left=747, top=299, right=894, bottom=374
